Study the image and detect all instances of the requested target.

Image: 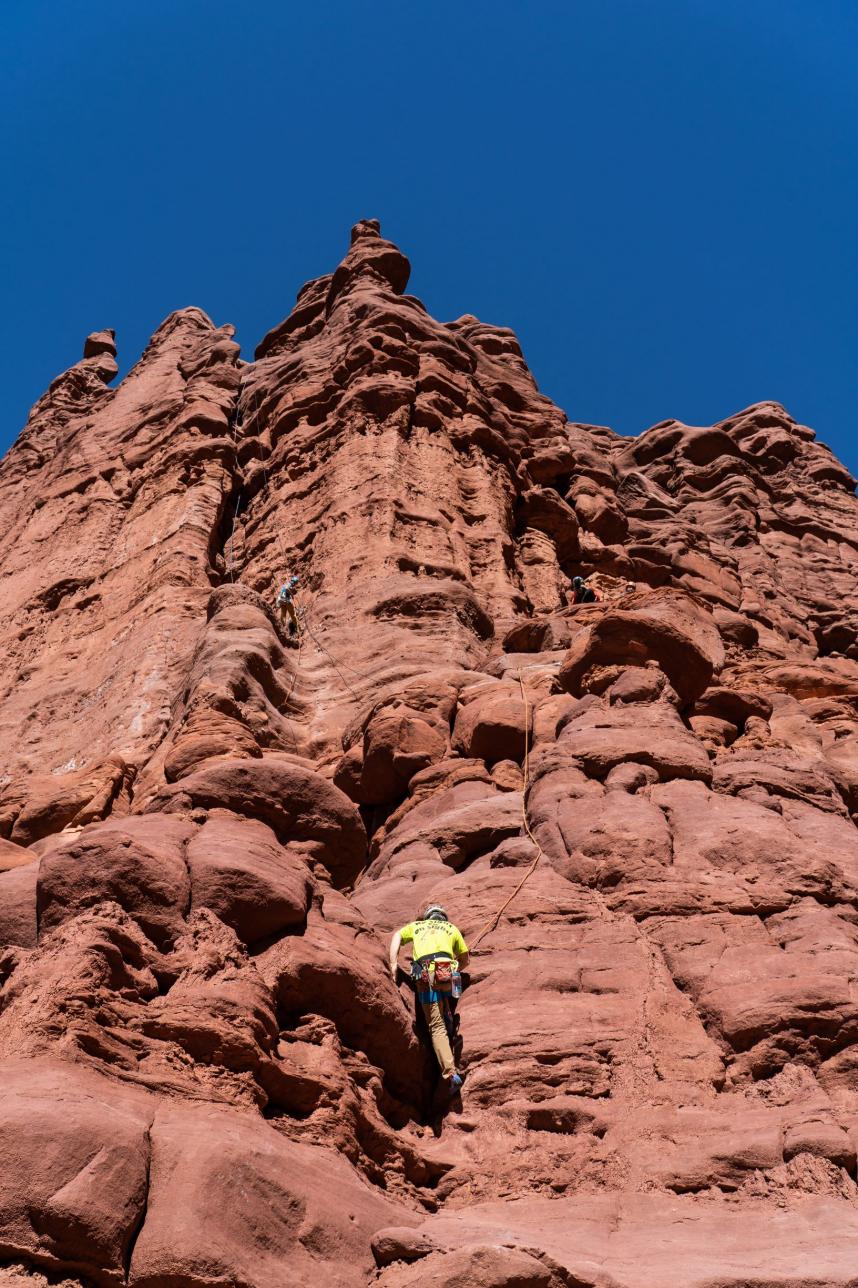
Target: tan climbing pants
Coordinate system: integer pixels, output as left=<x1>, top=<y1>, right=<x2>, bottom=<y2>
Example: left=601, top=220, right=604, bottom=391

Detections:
left=421, top=998, right=455, bottom=1078
left=279, top=598, right=298, bottom=631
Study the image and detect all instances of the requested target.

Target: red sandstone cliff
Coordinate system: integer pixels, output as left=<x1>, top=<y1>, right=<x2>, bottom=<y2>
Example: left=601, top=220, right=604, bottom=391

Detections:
left=2, top=221, right=858, bottom=1286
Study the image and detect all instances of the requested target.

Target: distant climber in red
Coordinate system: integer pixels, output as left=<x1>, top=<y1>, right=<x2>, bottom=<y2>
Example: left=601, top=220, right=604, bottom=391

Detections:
left=389, top=904, right=469, bottom=1094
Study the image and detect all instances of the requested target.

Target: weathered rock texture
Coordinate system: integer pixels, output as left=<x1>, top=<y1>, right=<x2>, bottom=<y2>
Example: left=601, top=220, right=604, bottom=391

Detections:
left=2, top=221, right=858, bottom=1285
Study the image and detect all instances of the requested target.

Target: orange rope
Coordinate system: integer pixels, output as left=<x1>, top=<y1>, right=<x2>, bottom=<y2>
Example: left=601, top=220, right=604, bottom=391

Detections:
left=470, top=668, right=542, bottom=950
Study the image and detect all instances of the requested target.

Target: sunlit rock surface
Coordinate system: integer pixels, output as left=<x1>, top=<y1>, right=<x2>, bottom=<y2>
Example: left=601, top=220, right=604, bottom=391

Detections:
left=2, top=222, right=858, bottom=1286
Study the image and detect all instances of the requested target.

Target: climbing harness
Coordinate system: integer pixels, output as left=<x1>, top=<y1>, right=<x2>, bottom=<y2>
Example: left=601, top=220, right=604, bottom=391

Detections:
left=411, top=953, right=461, bottom=998
left=411, top=955, right=461, bottom=1060
left=469, top=668, right=543, bottom=951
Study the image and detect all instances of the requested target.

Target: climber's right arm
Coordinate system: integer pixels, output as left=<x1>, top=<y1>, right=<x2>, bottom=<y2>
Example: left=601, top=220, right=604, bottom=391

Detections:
left=388, top=930, right=403, bottom=979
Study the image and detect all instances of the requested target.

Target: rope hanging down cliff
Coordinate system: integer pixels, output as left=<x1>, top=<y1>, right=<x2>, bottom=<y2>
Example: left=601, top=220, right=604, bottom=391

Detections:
left=469, top=668, right=543, bottom=951
left=249, top=388, right=368, bottom=703
left=245, top=382, right=543, bottom=923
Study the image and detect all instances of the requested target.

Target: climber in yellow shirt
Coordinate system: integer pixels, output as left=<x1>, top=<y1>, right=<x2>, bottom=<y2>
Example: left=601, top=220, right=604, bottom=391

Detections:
left=389, top=904, right=469, bottom=1093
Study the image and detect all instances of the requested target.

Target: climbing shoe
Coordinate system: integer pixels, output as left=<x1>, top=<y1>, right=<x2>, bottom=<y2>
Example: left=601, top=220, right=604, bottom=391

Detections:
left=449, top=1073, right=463, bottom=1094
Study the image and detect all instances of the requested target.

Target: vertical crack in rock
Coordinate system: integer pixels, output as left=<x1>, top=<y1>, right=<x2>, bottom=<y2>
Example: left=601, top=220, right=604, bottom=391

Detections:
left=122, top=1117, right=153, bottom=1285
left=2, top=222, right=858, bottom=1286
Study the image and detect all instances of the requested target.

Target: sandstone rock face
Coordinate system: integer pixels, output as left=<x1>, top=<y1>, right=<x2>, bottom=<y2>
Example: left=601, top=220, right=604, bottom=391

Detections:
left=1, top=222, right=858, bottom=1285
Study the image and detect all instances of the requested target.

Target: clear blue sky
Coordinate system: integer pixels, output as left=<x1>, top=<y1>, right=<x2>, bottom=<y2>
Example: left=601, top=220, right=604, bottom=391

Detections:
left=2, top=1, right=856, bottom=471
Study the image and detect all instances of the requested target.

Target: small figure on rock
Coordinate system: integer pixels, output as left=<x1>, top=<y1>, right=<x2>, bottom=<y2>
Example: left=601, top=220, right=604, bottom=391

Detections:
left=277, top=574, right=300, bottom=635
left=389, top=904, right=469, bottom=1094
left=571, top=575, right=597, bottom=605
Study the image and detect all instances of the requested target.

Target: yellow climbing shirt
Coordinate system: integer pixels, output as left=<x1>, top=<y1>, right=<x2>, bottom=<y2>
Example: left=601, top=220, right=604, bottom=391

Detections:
left=399, top=919, right=468, bottom=962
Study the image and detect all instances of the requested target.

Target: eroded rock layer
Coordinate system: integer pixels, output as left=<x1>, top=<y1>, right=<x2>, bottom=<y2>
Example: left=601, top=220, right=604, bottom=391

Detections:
left=2, top=221, right=858, bottom=1286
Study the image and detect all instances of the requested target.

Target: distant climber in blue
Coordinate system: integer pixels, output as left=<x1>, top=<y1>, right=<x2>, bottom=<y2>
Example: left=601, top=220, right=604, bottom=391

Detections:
left=277, top=574, right=300, bottom=635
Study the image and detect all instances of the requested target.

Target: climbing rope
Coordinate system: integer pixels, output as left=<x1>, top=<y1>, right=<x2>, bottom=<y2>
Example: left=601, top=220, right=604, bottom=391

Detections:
left=299, top=602, right=368, bottom=681
left=243, top=388, right=367, bottom=726
left=469, top=668, right=543, bottom=951
left=231, top=386, right=306, bottom=749
left=224, top=386, right=246, bottom=582
left=296, top=604, right=362, bottom=700
left=251, top=387, right=293, bottom=579
left=226, top=495, right=242, bottom=582
left=464, top=665, right=664, bottom=1090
